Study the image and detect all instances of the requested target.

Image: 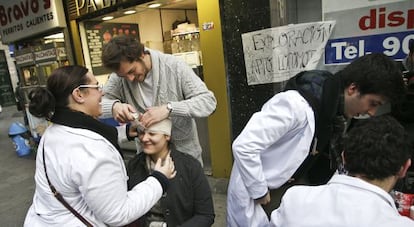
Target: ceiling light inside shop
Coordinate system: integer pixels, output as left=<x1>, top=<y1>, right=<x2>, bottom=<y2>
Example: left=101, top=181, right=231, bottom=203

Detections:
left=44, top=33, right=64, bottom=44
left=102, top=16, right=114, bottom=21
left=124, top=10, right=136, bottom=14
left=148, top=3, right=162, bottom=8
left=44, top=33, right=64, bottom=39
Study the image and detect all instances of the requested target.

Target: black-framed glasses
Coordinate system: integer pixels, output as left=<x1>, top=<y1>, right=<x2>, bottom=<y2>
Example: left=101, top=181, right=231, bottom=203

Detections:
left=78, top=84, right=103, bottom=91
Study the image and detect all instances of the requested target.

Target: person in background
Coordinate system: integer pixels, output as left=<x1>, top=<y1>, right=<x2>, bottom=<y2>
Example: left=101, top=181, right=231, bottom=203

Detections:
left=14, top=82, right=28, bottom=125
left=126, top=118, right=215, bottom=227
left=100, top=35, right=217, bottom=165
left=24, top=65, right=176, bottom=226
left=227, top=53, right=406, bottom=227
left=270, top=115, right=413, bottom=227
left=15, top=82, right=24, bottom=111
left=403, top=39, right=414, bottom=72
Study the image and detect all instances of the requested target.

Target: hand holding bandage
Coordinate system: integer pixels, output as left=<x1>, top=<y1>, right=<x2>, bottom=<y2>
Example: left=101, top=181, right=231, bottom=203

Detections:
left=127, top=112, right=144, bottom=138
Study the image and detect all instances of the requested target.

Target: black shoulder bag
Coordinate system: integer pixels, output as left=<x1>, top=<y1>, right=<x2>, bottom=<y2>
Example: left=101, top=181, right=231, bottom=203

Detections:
left=42, top=142, right=93, bottom=227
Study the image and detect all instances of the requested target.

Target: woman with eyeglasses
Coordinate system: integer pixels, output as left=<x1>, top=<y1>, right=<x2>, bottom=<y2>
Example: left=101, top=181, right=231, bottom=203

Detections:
left=24, top=65, right=176, bottom=226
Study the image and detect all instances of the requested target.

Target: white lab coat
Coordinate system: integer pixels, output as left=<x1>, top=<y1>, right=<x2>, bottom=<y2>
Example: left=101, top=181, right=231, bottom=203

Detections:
left=270, top=174, right=414, bottom=227
left=227, top=90, right=315, bottom=227
left=24, top=124, right=163, bottom=226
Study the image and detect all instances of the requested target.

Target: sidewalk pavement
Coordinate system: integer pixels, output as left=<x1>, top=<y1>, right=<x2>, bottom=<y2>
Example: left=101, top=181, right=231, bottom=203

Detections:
left=0, top=105, right=228, bottom=226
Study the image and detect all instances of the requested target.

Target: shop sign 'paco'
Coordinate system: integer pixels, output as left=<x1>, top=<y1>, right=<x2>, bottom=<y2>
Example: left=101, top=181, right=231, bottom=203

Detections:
left=73, top=0, right=121, bottom=17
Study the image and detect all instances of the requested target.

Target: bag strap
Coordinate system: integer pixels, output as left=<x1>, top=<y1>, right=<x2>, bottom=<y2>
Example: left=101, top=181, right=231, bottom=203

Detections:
left=42, top=142, right=93, bottom=227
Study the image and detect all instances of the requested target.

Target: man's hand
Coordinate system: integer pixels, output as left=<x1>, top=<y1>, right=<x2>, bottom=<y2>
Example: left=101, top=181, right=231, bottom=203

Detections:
left=140, top=105, right=170, bottom=128
left=255, top=191, right=271, bottom=205
left=112, top=102, right=137, bottom=123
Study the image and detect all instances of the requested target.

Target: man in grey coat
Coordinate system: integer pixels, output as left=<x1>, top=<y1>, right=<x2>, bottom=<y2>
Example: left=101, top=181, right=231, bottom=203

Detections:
left=101, top=36, right=216, bottom=164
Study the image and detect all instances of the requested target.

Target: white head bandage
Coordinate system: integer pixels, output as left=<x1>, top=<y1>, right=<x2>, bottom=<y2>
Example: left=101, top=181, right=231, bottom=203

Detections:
left=146, top=118, right=172, bottom=136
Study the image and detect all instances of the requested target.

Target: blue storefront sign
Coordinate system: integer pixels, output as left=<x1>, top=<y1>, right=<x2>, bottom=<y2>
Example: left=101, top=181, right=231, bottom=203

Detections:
left=326, top=30, right=414, bottom=64
left=323, top=0, right=414, bottom=65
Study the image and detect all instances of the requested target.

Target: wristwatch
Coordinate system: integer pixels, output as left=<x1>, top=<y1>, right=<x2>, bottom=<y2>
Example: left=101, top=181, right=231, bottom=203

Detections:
left=166, top=102, right=173, bottom=113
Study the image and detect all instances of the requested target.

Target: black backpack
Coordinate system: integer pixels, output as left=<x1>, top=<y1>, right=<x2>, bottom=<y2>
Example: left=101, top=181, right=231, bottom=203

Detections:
left=283, top=70, right=342, bottom=184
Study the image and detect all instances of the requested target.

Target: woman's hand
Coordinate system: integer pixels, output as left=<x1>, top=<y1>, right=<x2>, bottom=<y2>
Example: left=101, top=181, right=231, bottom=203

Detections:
left=154, top=154, right=176, bottom=179
left=127, top=112, right=145, bottom=139
left=127, top=122, right=139, bottom=138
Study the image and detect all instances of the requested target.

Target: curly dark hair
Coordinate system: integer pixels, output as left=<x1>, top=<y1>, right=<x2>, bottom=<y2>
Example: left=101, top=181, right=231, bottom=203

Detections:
left=28, top=66, right=89, bottom=119
left=101, top=35, right=146, bottom=72
left=337, top=53, right=405, bottom=104
left=343, top=115, right=411, bottom=180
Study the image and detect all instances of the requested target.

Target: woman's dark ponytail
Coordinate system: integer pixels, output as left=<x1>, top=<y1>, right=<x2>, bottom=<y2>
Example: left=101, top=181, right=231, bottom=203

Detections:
left=28, top=87, right=56, bottom=120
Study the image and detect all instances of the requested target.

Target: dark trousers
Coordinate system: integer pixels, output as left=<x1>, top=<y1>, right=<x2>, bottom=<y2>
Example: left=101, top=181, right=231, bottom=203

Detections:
left=261, top=177, right=310, bottom=219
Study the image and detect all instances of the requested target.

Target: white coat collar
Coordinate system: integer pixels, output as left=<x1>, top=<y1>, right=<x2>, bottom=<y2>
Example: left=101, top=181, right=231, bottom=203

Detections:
left=328, top=174, right=397, bottom=210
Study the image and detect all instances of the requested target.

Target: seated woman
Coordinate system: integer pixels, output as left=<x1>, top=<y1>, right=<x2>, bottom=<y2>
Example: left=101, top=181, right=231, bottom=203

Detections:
left=127, top=118, right=215, bottom=227
left=24, top=66, right=176, bottom=226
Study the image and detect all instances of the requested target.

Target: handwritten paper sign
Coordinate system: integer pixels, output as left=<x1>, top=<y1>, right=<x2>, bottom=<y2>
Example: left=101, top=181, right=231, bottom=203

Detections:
left=242, top=21, right=335, bottom=85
